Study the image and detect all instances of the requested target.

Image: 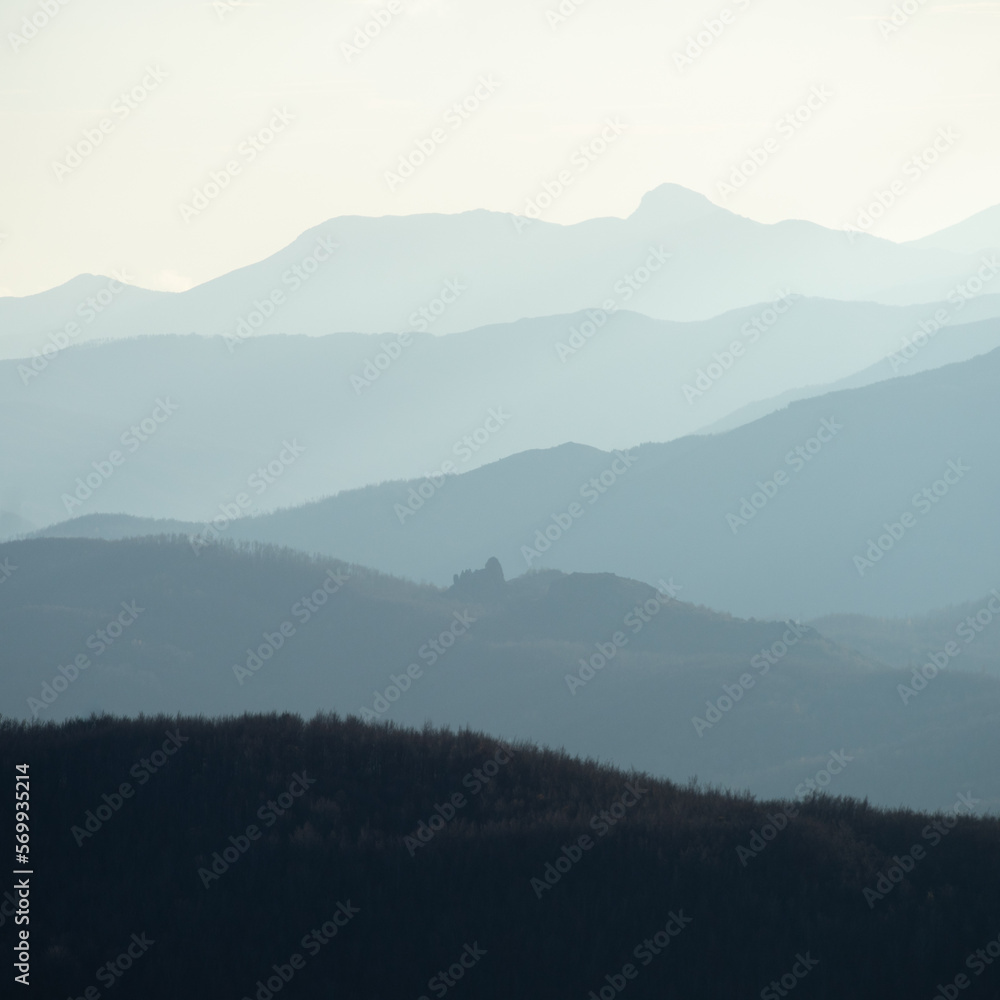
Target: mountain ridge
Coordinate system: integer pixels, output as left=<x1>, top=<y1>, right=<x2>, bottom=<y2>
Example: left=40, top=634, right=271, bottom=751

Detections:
left=3, top=183, right=996, bottom=362
left=3, top=535, right=1000, bottom=811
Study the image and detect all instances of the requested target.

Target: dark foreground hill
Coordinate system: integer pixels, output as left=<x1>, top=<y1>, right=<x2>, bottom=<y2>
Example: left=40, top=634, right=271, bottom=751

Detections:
left=3, top=536, right=1000, bottom=810
left=2, top=712, right=999, bottom=999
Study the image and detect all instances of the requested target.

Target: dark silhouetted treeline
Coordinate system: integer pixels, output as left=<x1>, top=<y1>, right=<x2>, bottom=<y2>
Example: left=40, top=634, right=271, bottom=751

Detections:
left=2, top=712, right=999, bottom=998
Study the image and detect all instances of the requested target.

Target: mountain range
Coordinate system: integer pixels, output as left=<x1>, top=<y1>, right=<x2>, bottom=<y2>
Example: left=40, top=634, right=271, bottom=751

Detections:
left=4, top=184, right=1000, bottom=364
left=4, top=304, right=1000, bottom=530
left=3, top=535, right=999, bottom=811
left=32, top=344, right=1000, bottom=620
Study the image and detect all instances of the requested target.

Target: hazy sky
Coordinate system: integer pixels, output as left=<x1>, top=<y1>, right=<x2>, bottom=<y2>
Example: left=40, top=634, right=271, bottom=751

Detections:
left=1, top=0, right=998, bottom=295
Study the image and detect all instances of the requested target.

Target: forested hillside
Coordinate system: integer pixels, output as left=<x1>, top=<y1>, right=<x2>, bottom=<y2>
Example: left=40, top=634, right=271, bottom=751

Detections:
left=2, top=713, right=998, bottom=999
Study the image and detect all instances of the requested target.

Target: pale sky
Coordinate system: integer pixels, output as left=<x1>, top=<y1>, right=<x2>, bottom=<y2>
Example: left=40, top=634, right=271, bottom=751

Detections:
left=1, top=0, right=998, bottom=296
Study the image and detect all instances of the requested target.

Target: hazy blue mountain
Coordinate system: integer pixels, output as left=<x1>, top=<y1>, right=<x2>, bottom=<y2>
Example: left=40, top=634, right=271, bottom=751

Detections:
left=0, top=274, right=168, bottom=362
left=37, top=347, right=997, bottom=621
left=5, top=300, right=1000, bottom=528
left=910, top=202, right=1000, bottom=255
left=30, top=512, right=193, bottom=540
left=701, top=312, right=1000, bottom=434
left=811, top=591, right=1000, bottom=678
left=3, top=536, right=999, bottom=812
left=0, top=510, right=34, bottom=541
left=2, top=184, right=998, bottom=362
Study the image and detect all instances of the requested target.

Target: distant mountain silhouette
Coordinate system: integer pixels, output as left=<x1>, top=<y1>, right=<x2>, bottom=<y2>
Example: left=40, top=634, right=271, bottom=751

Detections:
left=3, top=535, right=1000, bottom=810
left=3, top=184, right=999, bottom=362
left=5, top=303, right=1000, bottom=527
left=0, top=509, right=34, bottom=541
left=811, top=592, right=1000, bottom=677
left=39, top=346, right=1000, bottom=620
left=909, top=202, right=1000, bottom=255
left=698, top=313, right=1000, bottom=435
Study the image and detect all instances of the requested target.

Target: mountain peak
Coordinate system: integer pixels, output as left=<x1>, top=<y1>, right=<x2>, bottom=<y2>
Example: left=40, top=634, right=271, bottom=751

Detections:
left=630, top=183, right=724, bottom=223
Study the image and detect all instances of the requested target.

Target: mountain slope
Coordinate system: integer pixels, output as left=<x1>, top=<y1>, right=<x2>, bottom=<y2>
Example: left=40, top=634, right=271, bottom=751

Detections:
left=2, top=184, right=997, bottom=361
left=6, top=712, right=1000, bottom=999
left=3, top=536, right=1000, bottom=811
left=4, top=302, right=1000, bottom=527
left=811, top=592, right=1000, bottom=677
left=40, top=346, right=997, bottom=621
left=176, top=350, right=1000, bottom=618
left=699, top=311, right=1000, bottom=434
left=910, top=202, right=1000, bottom=255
